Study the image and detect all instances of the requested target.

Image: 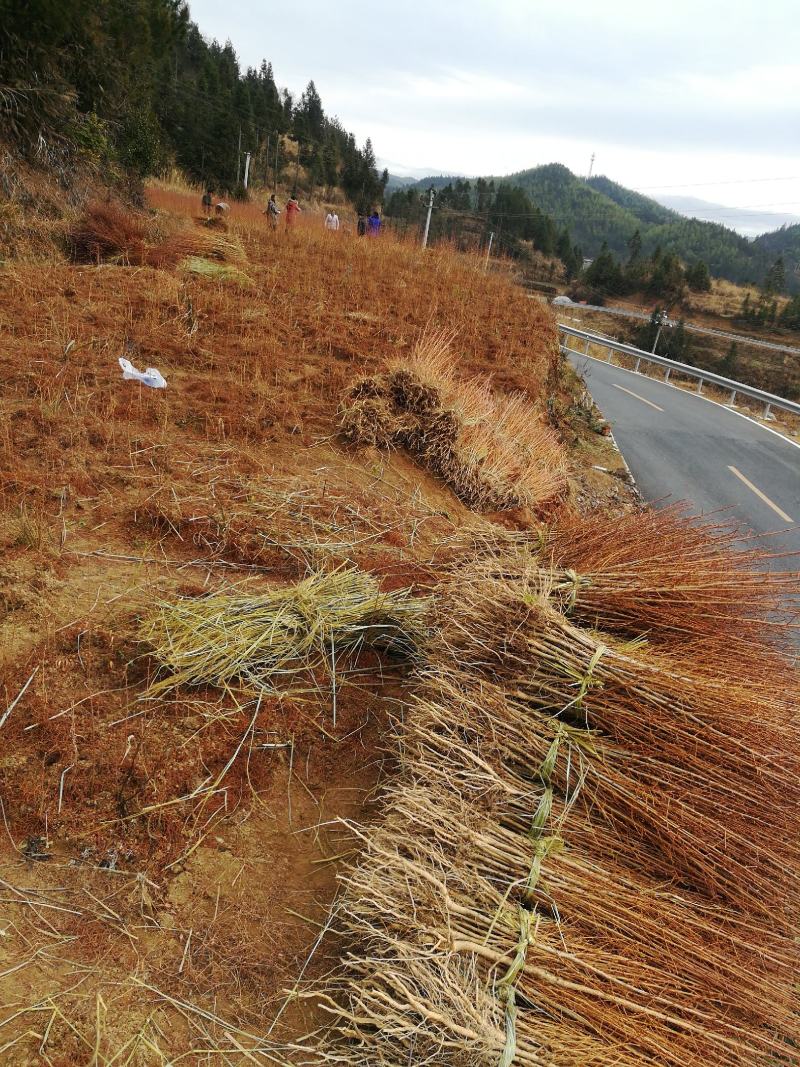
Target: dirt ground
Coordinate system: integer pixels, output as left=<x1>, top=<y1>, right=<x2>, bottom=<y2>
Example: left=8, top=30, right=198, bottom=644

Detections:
left=0, top=189, right=634, bottom=1063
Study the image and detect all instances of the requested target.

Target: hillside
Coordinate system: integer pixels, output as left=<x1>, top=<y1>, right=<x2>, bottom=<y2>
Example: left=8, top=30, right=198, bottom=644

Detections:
left=754, top=222, right=800, bottom=266
left=1, top=1, right=385, bottom=212
left=400, top=163, right=795, bottom=291
left=0, top=187, right=645, bottom=1060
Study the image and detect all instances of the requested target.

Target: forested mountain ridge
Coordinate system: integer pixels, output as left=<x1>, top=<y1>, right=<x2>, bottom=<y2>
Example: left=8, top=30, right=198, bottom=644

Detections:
left=0, top=0, right=385, bottom=207
left=398, top=163, right=797, bottom=292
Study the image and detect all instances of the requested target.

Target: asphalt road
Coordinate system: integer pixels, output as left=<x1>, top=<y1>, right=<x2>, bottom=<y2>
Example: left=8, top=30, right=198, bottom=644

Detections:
left=570, top=353, right=800, bottom=560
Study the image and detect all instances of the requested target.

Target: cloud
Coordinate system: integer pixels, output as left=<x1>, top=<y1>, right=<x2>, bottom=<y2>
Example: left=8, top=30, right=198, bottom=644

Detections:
left=186, top=0, right=800, bottom=206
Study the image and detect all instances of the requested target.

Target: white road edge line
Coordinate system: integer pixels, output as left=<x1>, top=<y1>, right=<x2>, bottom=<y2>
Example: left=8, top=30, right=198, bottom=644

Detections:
left=611, top=383, right=664, bottom=412
left=727, top=466, right=794, bottom=524
left=570, top=350, right=800, bottom=452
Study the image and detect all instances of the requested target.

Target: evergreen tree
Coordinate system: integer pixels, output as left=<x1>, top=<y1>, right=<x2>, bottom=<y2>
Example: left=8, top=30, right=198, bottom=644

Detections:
left=779, top=293, right=800, bottom=331
left=685, top=260, right=712, bottom=293
left=763, top=256, right=786, bottom=295
left=583, top=243, right=625, bottom=297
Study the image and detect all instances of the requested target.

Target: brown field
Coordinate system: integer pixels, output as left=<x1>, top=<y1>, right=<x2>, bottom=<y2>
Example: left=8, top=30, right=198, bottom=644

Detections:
left=0, top=186, right=631, bottom=1062
left=0, top=185, right=796, bottom=1066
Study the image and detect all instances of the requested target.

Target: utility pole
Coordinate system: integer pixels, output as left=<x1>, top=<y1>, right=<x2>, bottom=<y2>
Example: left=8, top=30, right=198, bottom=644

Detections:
left=421, top=188, right=434, bottom=248
left=651, top=310, right=669, bottom=353
left=243, top=152, right=251, bottom=190
left=484, top=231, right=494, bottom=272
left=236, top=125, right=242, bottom=184
left=588, top=152, right=595, bottom=179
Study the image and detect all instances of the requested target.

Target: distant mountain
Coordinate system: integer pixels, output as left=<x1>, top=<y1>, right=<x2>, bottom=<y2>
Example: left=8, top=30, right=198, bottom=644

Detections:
left=654, top=195, right=800, bottom=239
left=384, top=173, right=413, bottom=194
left=587, top=175, right=678, bottom=227
left=398, top=163, right=797, bottom=292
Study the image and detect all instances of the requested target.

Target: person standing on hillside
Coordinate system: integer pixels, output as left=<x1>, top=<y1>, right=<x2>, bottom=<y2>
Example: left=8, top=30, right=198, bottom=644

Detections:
left=325, top=210, right=340, bottom=231
left=202, top=189, right=213, bottom=216
left=357, top=213, right=367, bottom=237
left=285, top=195, right=301, bottom=229
left=367, top=210, right=381, bottom=236
left=266, top=193, right=280, bottom=229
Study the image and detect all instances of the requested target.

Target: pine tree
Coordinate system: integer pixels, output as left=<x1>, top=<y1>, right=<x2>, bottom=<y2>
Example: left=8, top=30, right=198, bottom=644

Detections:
left=685, top=260, right=711, bottom=293
left=763, top=257, right=786, bottom=295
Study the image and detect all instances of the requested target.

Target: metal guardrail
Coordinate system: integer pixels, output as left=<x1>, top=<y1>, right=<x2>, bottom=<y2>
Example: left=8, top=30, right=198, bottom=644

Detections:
left=558, top=323, right=800, bottom=421
left=563, top=303, right=800, bottom=356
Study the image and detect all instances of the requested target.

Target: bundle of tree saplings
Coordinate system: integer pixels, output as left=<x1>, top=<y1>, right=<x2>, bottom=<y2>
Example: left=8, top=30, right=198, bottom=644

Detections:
left=433, top=568, right=800, bottom=915
left=141, top=565, right=429, bottom=696
left=338, top=330, right=567, bottom=515
left=308, top=519, right=799, bottom=1066
left=539, top=503, right=798, bottom=649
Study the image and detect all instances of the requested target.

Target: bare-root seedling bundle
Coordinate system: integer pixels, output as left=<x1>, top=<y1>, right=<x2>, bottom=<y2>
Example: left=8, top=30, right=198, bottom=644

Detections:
left=310, top=514, right=800, bottom=1066
left=67, top=199, right=248, bottom=270
left=541, top=503, right=799, bottom=649
left=339, top=330, right=568, bottom=515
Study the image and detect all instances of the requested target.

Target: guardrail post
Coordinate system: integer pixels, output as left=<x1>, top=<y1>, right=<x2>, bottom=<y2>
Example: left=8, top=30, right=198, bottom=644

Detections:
left=664, top=367, right=671, bottom=382
left=697, top=379, right=704, bottom=394
left=634, top=357, right=641, bottom=373
left=605, top=346, right=612, bottom=362
left=762, top=402, right=773, bottom=420
left=728, top=389, right=736, bottom=406
left=583, top=338, right=590, bottom=356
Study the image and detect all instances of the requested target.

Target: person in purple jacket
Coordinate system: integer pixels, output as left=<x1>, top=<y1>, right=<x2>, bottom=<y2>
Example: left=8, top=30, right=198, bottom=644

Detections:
left=367, top=210, right=381, bottom=236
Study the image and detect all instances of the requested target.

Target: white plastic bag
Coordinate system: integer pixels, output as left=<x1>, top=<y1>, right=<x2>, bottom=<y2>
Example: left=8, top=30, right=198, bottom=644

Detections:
left=118, top=357, right=167, bottom=389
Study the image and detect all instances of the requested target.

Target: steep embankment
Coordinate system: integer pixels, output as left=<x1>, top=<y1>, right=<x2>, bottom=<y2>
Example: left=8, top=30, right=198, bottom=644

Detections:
left=0, top=189, right=632, bottom=1060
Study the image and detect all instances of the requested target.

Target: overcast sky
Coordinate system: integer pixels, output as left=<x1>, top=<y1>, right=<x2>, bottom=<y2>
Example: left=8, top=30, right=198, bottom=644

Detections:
left=189, top=0, right=800, bottom=225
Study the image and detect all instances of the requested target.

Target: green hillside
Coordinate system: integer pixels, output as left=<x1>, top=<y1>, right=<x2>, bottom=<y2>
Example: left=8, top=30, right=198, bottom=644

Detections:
left=754, top=223, right=800, bottom=267
left=499, top=164, right=637, bottom=258
left=401, top=163, right=794, bottom=292
left=587, top=175, right=677, bottom=227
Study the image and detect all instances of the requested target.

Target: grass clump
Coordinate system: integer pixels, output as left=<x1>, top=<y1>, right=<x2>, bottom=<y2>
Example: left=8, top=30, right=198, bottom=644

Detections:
left=179, top=255, right=252, bottom=286
left=339, top=329, right=567, bottom=516
left=141, top=566, right=429, bottom=696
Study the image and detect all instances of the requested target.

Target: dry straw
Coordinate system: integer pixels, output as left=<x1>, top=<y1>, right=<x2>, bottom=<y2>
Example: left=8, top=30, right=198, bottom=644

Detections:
left=141, top=565, right=429, bottom=696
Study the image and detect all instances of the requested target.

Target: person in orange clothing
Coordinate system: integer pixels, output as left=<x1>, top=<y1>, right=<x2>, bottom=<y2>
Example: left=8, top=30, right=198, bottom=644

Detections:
left=285, top=195, right=301, bottom=228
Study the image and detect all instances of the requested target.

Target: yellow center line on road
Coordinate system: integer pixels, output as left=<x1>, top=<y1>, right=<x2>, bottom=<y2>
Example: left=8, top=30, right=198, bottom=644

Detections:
left=727, top=465, right=794, bottom=524
left=611, top=383, right=664, bottom=412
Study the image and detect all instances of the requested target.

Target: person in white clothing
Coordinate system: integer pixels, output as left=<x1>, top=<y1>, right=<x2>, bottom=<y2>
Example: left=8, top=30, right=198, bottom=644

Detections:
left=324, top=211, right=337, bottom=231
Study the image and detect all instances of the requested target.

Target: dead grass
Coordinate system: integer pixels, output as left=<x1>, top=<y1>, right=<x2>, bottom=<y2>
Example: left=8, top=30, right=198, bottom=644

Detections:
left=0, top=182, right=566, bottom=1062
